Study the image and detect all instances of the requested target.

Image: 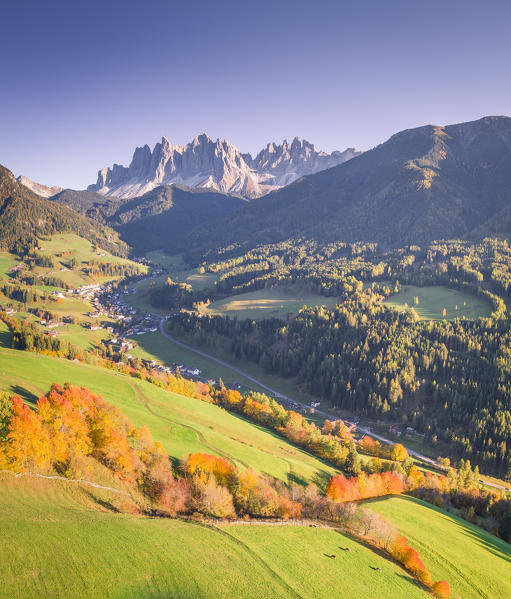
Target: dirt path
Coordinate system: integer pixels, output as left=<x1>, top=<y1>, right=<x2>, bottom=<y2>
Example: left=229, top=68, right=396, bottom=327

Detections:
left=0, top=469, right=130, bottom=496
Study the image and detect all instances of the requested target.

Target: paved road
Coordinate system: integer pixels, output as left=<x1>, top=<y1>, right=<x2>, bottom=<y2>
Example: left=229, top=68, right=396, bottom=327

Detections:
left=159, top=319, right=286, bottom=397
left=130, top=289, right=510, bottom=491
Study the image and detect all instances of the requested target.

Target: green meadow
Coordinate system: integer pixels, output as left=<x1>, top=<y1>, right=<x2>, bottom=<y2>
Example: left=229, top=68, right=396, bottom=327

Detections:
left=148, top=250, right=219, bottom=290
left=199, top=287, right=340, bottom=320
left=35, top=233, right=146, bottom=288
left=0, top=345, right=336, bottom=485
left=383, top=285, right=492, bottom=320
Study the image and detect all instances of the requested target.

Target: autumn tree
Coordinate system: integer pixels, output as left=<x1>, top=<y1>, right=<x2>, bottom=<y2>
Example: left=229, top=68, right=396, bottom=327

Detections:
left=391, top=443, right=409, bottom=462
left=432, top=580, right=451, bottom=599
left=193, top=474, right=236, bottom=518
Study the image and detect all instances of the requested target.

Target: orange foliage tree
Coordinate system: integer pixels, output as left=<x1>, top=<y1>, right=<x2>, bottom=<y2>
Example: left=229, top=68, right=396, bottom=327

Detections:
left=432, top=580, right=451, bottom=599
left=325, top=471, right=405, bottom=503
left=390, top=535, right=432, bottom=587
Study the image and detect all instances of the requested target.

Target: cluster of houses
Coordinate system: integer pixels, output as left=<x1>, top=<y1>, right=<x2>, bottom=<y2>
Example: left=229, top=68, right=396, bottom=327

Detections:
left=172, top=363, right=202, bottom=377
left=106, top=337, right=136, bottom=353
left=35, top=277, right=209, bottom=383
left=68, top=282, right=103, bottom=302
left=376, top=423, right=420, bottom=438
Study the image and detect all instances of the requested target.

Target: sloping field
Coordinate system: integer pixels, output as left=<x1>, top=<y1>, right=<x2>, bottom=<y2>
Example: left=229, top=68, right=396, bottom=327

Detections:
left=0, top=474, right=429, bottom=599
left=225, top=523, right=428, bottom=599
left=368, top=495, right=511, bottom=599
left=0, top=346, right=336, bottom=485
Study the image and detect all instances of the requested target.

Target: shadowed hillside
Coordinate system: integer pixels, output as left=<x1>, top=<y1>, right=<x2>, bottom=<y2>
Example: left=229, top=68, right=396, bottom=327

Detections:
left=52, top=184, right=247, bottom=254
left=178, top=116, right=511, bottom=262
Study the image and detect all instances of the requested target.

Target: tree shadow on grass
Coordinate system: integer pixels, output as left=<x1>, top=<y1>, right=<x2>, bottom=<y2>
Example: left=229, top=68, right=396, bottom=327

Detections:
left=222, top=410, right=339, bottom=471
left=8, top=384, right=38, bottom=406
left=84, top=490, right=120, bottom=513
left=365, top=494, right=511, bottom=566
left=394, top=572, right=426, bottom=590
left=311, top=469, right=333, bottom=493
left=395, top=496, right=511, bottom=564
left=450, top=514, right=511, bottom=564
left=287, top=471, right=308, bottom=486
left=169, top=455, right=182, bottom=471
left=0, top=329, right=12, bottom=348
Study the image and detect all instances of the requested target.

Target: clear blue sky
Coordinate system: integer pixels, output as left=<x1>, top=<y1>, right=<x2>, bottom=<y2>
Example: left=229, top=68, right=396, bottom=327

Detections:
left=1, top=0, right=510, bottom=188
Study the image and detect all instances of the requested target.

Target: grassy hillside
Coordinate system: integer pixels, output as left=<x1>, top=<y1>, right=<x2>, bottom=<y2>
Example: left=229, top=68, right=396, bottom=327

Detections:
left=383, top=285, right=492, bottom=320
left=0, top=233, right=146, bottom=351
left=35, top=233, right=144, bottom=285
left=368, top=495, right=511, bottom=599
left=0, top=343, right=336, bottom=485
left=0, top=474, right=430, bottom=599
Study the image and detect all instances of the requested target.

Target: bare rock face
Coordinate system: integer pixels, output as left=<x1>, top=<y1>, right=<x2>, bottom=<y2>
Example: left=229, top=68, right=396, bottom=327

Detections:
left=16, top=175, right=63, bottom=198
left=87, top=134, right=360, bottom=199
left=246, top=137, right=360, bottom=188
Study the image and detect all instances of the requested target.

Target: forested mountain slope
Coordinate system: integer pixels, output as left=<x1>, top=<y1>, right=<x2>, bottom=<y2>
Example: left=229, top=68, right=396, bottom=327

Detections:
left=0, top=166, right=128, bottom=256
left=52, top=184, right=247, bottom=254
left=179, top=116, right=511, bottom=262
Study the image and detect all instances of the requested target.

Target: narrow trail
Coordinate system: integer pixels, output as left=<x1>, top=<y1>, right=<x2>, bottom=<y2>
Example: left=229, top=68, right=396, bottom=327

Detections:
left=0, top=469, right=131, bottom=496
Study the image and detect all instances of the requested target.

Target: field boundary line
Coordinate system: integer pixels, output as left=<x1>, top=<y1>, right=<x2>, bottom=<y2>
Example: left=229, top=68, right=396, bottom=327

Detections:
left=0, top=469, right=131, bottom=496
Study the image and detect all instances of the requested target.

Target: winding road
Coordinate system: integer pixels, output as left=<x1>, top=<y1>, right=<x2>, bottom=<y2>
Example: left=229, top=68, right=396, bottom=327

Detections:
left=141, top=309, right=506, bottom=491
left=158, top=318, right=439, bottom=466
left=157, top=316, right=510, bottom=490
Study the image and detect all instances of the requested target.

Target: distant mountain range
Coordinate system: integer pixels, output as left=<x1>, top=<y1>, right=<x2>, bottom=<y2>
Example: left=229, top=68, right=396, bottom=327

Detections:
left=87, top=134, right=360, bottom=199
left=179, top=116, right=511, bottom=261
left=6, top=116, right=511, bottom=261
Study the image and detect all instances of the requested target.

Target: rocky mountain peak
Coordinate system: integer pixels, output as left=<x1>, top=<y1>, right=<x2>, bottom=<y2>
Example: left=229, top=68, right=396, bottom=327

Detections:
left=88, top=134, right=360, bottom=199
left=16, top=175, right=63, bottom=198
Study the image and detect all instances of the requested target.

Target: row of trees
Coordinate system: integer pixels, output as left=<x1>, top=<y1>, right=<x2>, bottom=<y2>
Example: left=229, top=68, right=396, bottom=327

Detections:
left=211, top=385, right=411, bottom=476
left=0, top=282, right=45, bottom=304
left=326, top=470, right=405, bottom=502
left=85, top=259, right=143, bottom=279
